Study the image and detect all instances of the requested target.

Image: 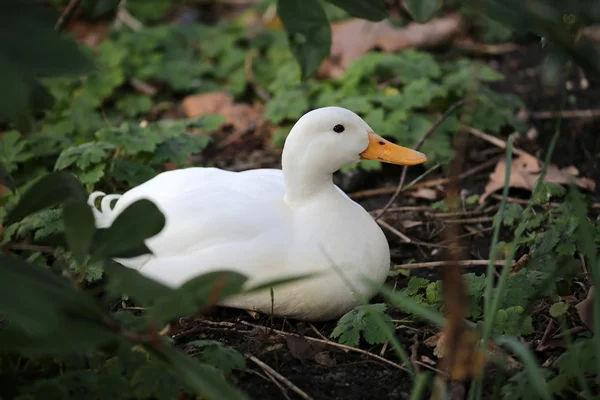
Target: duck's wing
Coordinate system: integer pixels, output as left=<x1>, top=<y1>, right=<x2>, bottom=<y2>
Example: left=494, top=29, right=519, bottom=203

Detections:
left=89, top=168, right=289, bottom=281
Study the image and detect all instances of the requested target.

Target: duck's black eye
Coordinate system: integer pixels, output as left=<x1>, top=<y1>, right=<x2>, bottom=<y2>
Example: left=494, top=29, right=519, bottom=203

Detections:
left=333, top=124, right=345, bottom=133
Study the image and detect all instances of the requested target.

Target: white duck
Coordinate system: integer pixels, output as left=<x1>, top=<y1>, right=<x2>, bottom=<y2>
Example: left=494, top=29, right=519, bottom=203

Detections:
left=89, top=107, right=427, bottom=321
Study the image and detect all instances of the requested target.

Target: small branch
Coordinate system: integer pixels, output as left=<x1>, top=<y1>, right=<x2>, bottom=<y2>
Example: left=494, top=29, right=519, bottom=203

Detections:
left=350, top=155, right=499, bottom=200
left=238, top=320, right=411, bottom=372
left=374, top=99, right=467, bottom=220
left=392, top=260, right=512, bottom=270
left=531, top=109, right=600, bottom=119
left=463, top=126, right=531, bottom=157
left=55, top=0, right=82, bottom=32
left=377, top=219, right=411, bottom=243
left=246, top=354, right=314, bottom=400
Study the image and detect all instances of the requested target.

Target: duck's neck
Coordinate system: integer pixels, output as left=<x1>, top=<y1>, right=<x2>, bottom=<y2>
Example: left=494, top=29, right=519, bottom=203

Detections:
left=282, top=156, right=336, bottom=207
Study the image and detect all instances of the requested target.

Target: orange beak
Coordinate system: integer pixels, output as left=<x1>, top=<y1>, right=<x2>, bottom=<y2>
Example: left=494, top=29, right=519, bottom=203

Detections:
left=360, top=132, right=427, bottom=166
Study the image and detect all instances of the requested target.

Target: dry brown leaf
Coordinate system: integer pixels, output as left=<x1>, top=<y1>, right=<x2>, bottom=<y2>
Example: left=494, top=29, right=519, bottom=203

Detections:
left=65, top=21, right=110, bottom=48
left=181, top=92, right=269, bottom=147
left=314, top=351, right=336, bottom=367
left=480, top=153, right=596, bottom=203
left=319, top=14, right=464, bottom=78
left=575, top=286, right=595, bottom=333
left=424, top=332, right=445, bottom=358
left=285, top=335, right=325, bottom=363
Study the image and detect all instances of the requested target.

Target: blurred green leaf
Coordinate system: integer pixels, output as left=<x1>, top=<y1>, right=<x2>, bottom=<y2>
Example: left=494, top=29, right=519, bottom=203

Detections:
left=188, top=340, right=246, bottom=374
left=152, top=343, right=247, bottom=400
left=92, top=199, right=166, bottom=259
left=151, top=271, right=247, bottom=323
left=7, top=172, right=86, bottom=223
left=325, top=0, right=387, bottom=21
left=0, top=163, right=15, bottom=192
left=104, top=260, right=175, bottom=306
left=62, top=200, right=96, bottom=266
left=277, top=0, right=331, bottom=79
left=0, top=0, right=95, bottom=130
left=0, top=255, right=117, bottom=353
left=495, top=336, right=553, bottom=400
left=405, top=0, right=442, bottom=22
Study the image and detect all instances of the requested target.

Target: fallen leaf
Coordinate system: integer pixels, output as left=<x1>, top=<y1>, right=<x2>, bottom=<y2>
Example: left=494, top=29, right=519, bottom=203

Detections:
left=424, top=332, right=445, bottom=358
left=509, top=254, right=530, bottom=275
left=406, top=187, right=438, bottom=200
left=181, top=92, right=269, bottom=148
left=65, top=20, right=110, bottom=48
left=285, top=335, right=325, bottom=363
left=575, top=286, right=595, bottom=333
left=480, top=153, right=596, bottom=203
left=319, top=14, right=464, bottom=78
left=314, top=351, right=336, bottom=367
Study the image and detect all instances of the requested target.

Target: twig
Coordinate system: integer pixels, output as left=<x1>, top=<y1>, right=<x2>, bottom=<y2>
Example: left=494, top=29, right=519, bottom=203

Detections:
left=463, top=126, right=531, bottom=157
left=531, top=109, right=600, bottom=119
left=536, top=318, right=554, bottom=351
left=453, top=39, right=519, bottom=55
left=246, top=354, right=314, bottom=400
left=3, top=242, right=56, bottom=254
left=377, top=219, right=411, bottom=243
left=130, top=79, right=157, bottom=96
left=442, top=217, right=494, bottom=224
left=308, top=323, right=329, bottom=341
left=238, top=320, right=410, bottom=372
left=410, top=332, right=420, bottom=373
left=350, top=156, right=499, bottom=200
left=246, top=369, right=292, bottom=400
left=55, top=0, right=82, bottom=32
left=391, top=260, right=511, bottom=270
left=374, top=99, right=467, bottom=220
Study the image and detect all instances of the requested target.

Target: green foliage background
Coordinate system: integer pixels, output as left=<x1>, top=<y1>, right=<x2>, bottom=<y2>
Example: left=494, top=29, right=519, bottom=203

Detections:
left=1, top=0, right=600, bottom=399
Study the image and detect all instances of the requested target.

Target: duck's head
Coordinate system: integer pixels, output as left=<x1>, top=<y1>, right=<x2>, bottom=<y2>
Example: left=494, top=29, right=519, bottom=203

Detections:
left=283, top=106, right=428, bottom=174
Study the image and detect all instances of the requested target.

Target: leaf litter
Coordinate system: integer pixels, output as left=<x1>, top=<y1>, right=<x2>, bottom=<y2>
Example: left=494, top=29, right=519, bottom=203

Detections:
left=319, top=13, right=464, bottom=78
left=480, top=152, right=596, bottom=203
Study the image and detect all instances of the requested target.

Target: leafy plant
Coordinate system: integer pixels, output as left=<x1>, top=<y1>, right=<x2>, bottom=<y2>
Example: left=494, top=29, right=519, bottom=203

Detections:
left=331, top=303, right=394, bottom=347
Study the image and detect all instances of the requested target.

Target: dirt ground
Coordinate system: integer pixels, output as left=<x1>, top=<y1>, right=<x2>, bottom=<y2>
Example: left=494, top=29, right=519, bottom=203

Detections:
left=160, top=42, right=600, bottom=400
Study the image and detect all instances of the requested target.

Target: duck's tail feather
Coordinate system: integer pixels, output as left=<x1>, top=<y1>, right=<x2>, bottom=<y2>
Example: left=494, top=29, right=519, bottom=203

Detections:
left=88, top=191, right=122, bottom=228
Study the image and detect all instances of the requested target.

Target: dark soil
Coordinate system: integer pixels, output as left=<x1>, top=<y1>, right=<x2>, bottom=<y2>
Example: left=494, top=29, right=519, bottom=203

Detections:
left=169, top=43, right=600, bottom=400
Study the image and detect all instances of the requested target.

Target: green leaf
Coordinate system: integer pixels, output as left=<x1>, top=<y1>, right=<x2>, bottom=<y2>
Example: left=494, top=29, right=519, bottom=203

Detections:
left=96, top=123, right=164, bottom=155
left=531, top=181, right=566, bottom=205
left=377, top=280, right=446, bottom=327
left=0, top=163, right=15, bottom=192
left=130, top=363, right=180, bottom=400
left=62, top=200, right=96, bottom=266
left=331, top=304, right=394, bottom=347
left=325, top=0, right=387, bottom=21
left=277, top=0, right=331, bottom=79
left=549, top=301, right=569, bottom=317
left=55, top=142, right=115, bottom=171
left=494, top=336, right=552, bottom=400
left=0, top=1, right=94, bottom=130
left=7, top=172, right=86, bottom=223
left=92, top=199, right=166, bottom=259
left=104, top=260, right=175, bottom=306
left=151, top=271, right=247, bottom=324
left=0, top=255, right=117, bottom=353
left=494, top=306, right=534, bottom=336
left=188, top=340, right=246, bottom=374
left=405, top=0, right=442, bottom=22
left=404, top=277, right=430, bottom=296
left=152, top=343, right=247, bottom=400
